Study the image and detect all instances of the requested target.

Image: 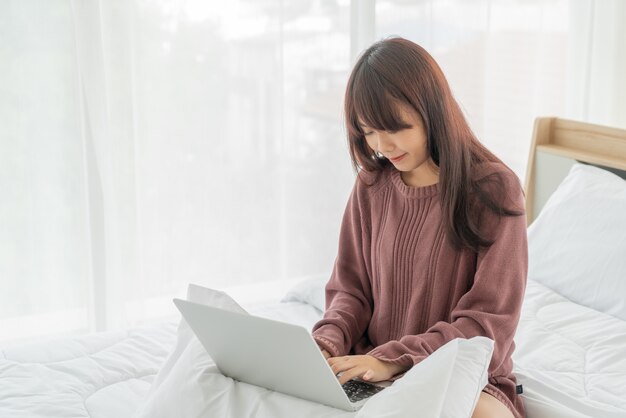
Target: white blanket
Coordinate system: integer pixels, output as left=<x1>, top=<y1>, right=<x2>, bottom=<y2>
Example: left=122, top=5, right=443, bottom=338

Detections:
left=0, top=320, right=178, bottom=418
left=134, top=284, right=494, bottom=418
left=513, top=280, right=626, bottom=418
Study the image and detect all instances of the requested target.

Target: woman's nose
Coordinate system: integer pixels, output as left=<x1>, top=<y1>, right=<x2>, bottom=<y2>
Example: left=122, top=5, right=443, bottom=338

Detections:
left=376, top=132, right=395, bottom=153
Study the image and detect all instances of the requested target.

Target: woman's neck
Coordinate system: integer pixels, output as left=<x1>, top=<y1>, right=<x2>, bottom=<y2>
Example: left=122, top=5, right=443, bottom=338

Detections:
left=400, top=159, right=440, bottom=187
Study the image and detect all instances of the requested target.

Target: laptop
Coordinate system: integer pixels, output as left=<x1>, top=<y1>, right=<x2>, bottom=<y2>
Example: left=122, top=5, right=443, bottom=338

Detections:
left=173, top=298, right=390, bottom=411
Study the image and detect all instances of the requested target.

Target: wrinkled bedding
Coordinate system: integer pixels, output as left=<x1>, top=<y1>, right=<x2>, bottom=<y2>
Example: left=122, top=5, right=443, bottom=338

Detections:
left=0, top=319, right=177, bottom=418
left=1, top=278, right=625, bottom=417
left=132, top=285, right=493, bottom=418
left=512, top=279, right=626, bottom=417
left=0, top=295, right=321, bottom=418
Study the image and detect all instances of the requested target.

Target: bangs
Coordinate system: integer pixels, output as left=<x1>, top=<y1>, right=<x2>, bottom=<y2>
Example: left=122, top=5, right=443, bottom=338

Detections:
left=349, top=64, right=413, bottom=133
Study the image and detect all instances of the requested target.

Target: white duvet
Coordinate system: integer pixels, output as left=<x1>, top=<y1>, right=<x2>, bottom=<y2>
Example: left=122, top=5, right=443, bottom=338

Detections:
left=513, top=280, right=626, bottom=417
left=1, top=278, right=626, bottom=417
left=0, top=320, right=178, bottom=418
left=132, top=284, right=493, bottom=418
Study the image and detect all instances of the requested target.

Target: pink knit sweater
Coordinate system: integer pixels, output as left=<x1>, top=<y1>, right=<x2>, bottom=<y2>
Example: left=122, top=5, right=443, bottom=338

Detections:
left=312, top=162, right=527, bottom=418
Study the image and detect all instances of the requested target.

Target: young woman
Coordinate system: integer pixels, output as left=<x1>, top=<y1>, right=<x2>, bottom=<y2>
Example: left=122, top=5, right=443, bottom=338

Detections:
left=312, top=37, right=527, bottom=418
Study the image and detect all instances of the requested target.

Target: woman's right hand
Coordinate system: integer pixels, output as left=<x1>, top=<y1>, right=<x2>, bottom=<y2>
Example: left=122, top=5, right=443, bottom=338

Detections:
left=321, top=349, right=331, bottom=360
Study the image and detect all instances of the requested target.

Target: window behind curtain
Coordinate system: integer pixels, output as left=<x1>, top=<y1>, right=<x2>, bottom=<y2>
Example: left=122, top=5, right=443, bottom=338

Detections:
left=0, top=0, right=572, bottom=343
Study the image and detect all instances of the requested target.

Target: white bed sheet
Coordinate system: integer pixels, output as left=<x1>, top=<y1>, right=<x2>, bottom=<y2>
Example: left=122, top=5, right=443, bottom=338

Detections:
left=513, top=279, right=626, bottom=417
left=2, top=277, right=625, bottom=418
left=0, top=319, right=177, bottom=418
left=0, top=281, right=321, bottom=418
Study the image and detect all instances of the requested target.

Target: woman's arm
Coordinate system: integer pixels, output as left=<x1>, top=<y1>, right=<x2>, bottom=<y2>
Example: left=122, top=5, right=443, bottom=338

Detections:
left=312, top=177, right=374, bottom=357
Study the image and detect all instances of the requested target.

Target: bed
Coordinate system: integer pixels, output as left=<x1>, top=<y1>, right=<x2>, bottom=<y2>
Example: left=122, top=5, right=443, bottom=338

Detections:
left=0, top=279, right=329, bottom=418
left=512, top=117, right=626, bottom=417
left=1, top=117, right=625, bottom=417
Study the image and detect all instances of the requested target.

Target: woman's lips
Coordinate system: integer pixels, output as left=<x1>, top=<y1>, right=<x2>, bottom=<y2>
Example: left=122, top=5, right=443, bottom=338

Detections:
left=389, top=153, right=407, bottom=162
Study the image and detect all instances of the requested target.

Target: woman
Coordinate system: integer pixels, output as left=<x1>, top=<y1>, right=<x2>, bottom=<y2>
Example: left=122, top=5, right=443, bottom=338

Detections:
left=312, top=37, right=527, bottom=418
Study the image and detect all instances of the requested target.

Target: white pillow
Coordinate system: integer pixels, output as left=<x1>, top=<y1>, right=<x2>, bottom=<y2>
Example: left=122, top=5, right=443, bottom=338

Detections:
left=281, top=273, right=328, bottom=312
left=144, top=284, right=247, bottom=392
left=528, top=163, right=626, bottom=320
left=356, top=336, right=494, bottom=418
left=135, top=284, right=494, bottom=418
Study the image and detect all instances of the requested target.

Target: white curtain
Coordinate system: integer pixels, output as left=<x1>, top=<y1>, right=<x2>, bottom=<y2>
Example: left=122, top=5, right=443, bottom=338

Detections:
left=375, top=0, right=571, bottom=178
left=1, top=0, right=622, bottom=342
left=1, top=0, right=354, bottom=340
left=566, top=0, right=626, bottom=129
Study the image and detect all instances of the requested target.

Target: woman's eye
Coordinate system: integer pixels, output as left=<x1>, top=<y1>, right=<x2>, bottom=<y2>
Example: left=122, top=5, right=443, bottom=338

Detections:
left=363, top=131, right=374, bottom=136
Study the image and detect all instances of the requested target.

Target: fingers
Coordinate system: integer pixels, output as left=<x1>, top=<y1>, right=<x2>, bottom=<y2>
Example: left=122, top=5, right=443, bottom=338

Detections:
left=362, top=369, right=374, bottom=381
left=337, top=365, right=368, bottom=385
left=328, top=356, right=348, bottom=374
left=317, top=344, right=331, bottom=360
left=328, top=356, right=372, bottom=385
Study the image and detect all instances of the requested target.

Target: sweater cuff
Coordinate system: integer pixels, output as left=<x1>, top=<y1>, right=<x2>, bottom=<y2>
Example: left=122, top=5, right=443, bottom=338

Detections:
left=311, top=323, right=347, bottom=357
left=367, top=346, right=418, bottom=381
left=313, top=335, right=340, bottom=358
left=367, top=346, right=423, bottom=370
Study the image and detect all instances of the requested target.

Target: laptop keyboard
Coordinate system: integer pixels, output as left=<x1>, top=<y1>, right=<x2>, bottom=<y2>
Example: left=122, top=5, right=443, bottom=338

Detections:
left=342, top=379, right=385, bottom=403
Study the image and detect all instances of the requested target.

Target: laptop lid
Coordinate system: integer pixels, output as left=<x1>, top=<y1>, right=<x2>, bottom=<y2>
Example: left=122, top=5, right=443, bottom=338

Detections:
left=173, top=298, right=358, bottom=411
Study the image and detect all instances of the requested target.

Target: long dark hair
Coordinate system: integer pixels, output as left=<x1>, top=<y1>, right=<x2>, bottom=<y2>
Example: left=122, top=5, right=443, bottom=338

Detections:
left=344, top=37, right=523, bottom=252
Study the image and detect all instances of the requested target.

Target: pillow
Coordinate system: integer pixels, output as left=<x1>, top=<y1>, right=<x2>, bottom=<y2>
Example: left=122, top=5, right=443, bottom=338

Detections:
left=528, top=163, right=626, bottom=320
left=145, top=284, right=248, bottom=392
left=281, top=273, right=328, bottom=312
left=356, top=336, right=494, bottom=418
left=135, top=283, right=494, bottom=418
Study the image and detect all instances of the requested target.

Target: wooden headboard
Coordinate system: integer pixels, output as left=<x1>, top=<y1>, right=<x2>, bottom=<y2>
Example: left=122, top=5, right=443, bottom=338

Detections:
left=525, top=117, right=626, bottom=225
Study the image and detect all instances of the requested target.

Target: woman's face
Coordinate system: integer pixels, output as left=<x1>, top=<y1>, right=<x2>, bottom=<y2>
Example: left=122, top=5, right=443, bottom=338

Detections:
left=358, top=103, right=439, bottom=186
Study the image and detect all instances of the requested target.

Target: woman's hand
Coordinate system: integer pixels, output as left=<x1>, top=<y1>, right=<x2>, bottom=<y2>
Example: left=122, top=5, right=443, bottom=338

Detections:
left=321, top=349, right=331, bottom=360
left=327, top=354, right=409, bottom=385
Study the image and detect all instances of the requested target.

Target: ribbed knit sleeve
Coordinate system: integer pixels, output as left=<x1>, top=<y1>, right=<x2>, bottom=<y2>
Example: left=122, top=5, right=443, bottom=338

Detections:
left=311, top=175, right=374, bottom=357
left=367, top=172, right=528, bottom=371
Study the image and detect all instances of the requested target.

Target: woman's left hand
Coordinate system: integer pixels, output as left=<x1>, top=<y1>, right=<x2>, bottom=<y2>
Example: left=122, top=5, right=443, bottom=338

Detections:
left=327, top=354, right=409, bottom=385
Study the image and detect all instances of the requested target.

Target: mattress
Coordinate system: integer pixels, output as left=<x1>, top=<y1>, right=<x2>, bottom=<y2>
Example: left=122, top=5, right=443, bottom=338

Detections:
left=512, top=279, right=626, bottom=417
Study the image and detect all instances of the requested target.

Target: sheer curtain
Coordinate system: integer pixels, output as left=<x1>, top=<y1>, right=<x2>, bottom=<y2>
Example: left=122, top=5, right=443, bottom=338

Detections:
left=2, top=0, right=623, bottom=343
left=2, top=0, right=354, bottom=341
left=566, top=0, right=626, bottom=129
left=375, top=0, right=571, bottom=178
